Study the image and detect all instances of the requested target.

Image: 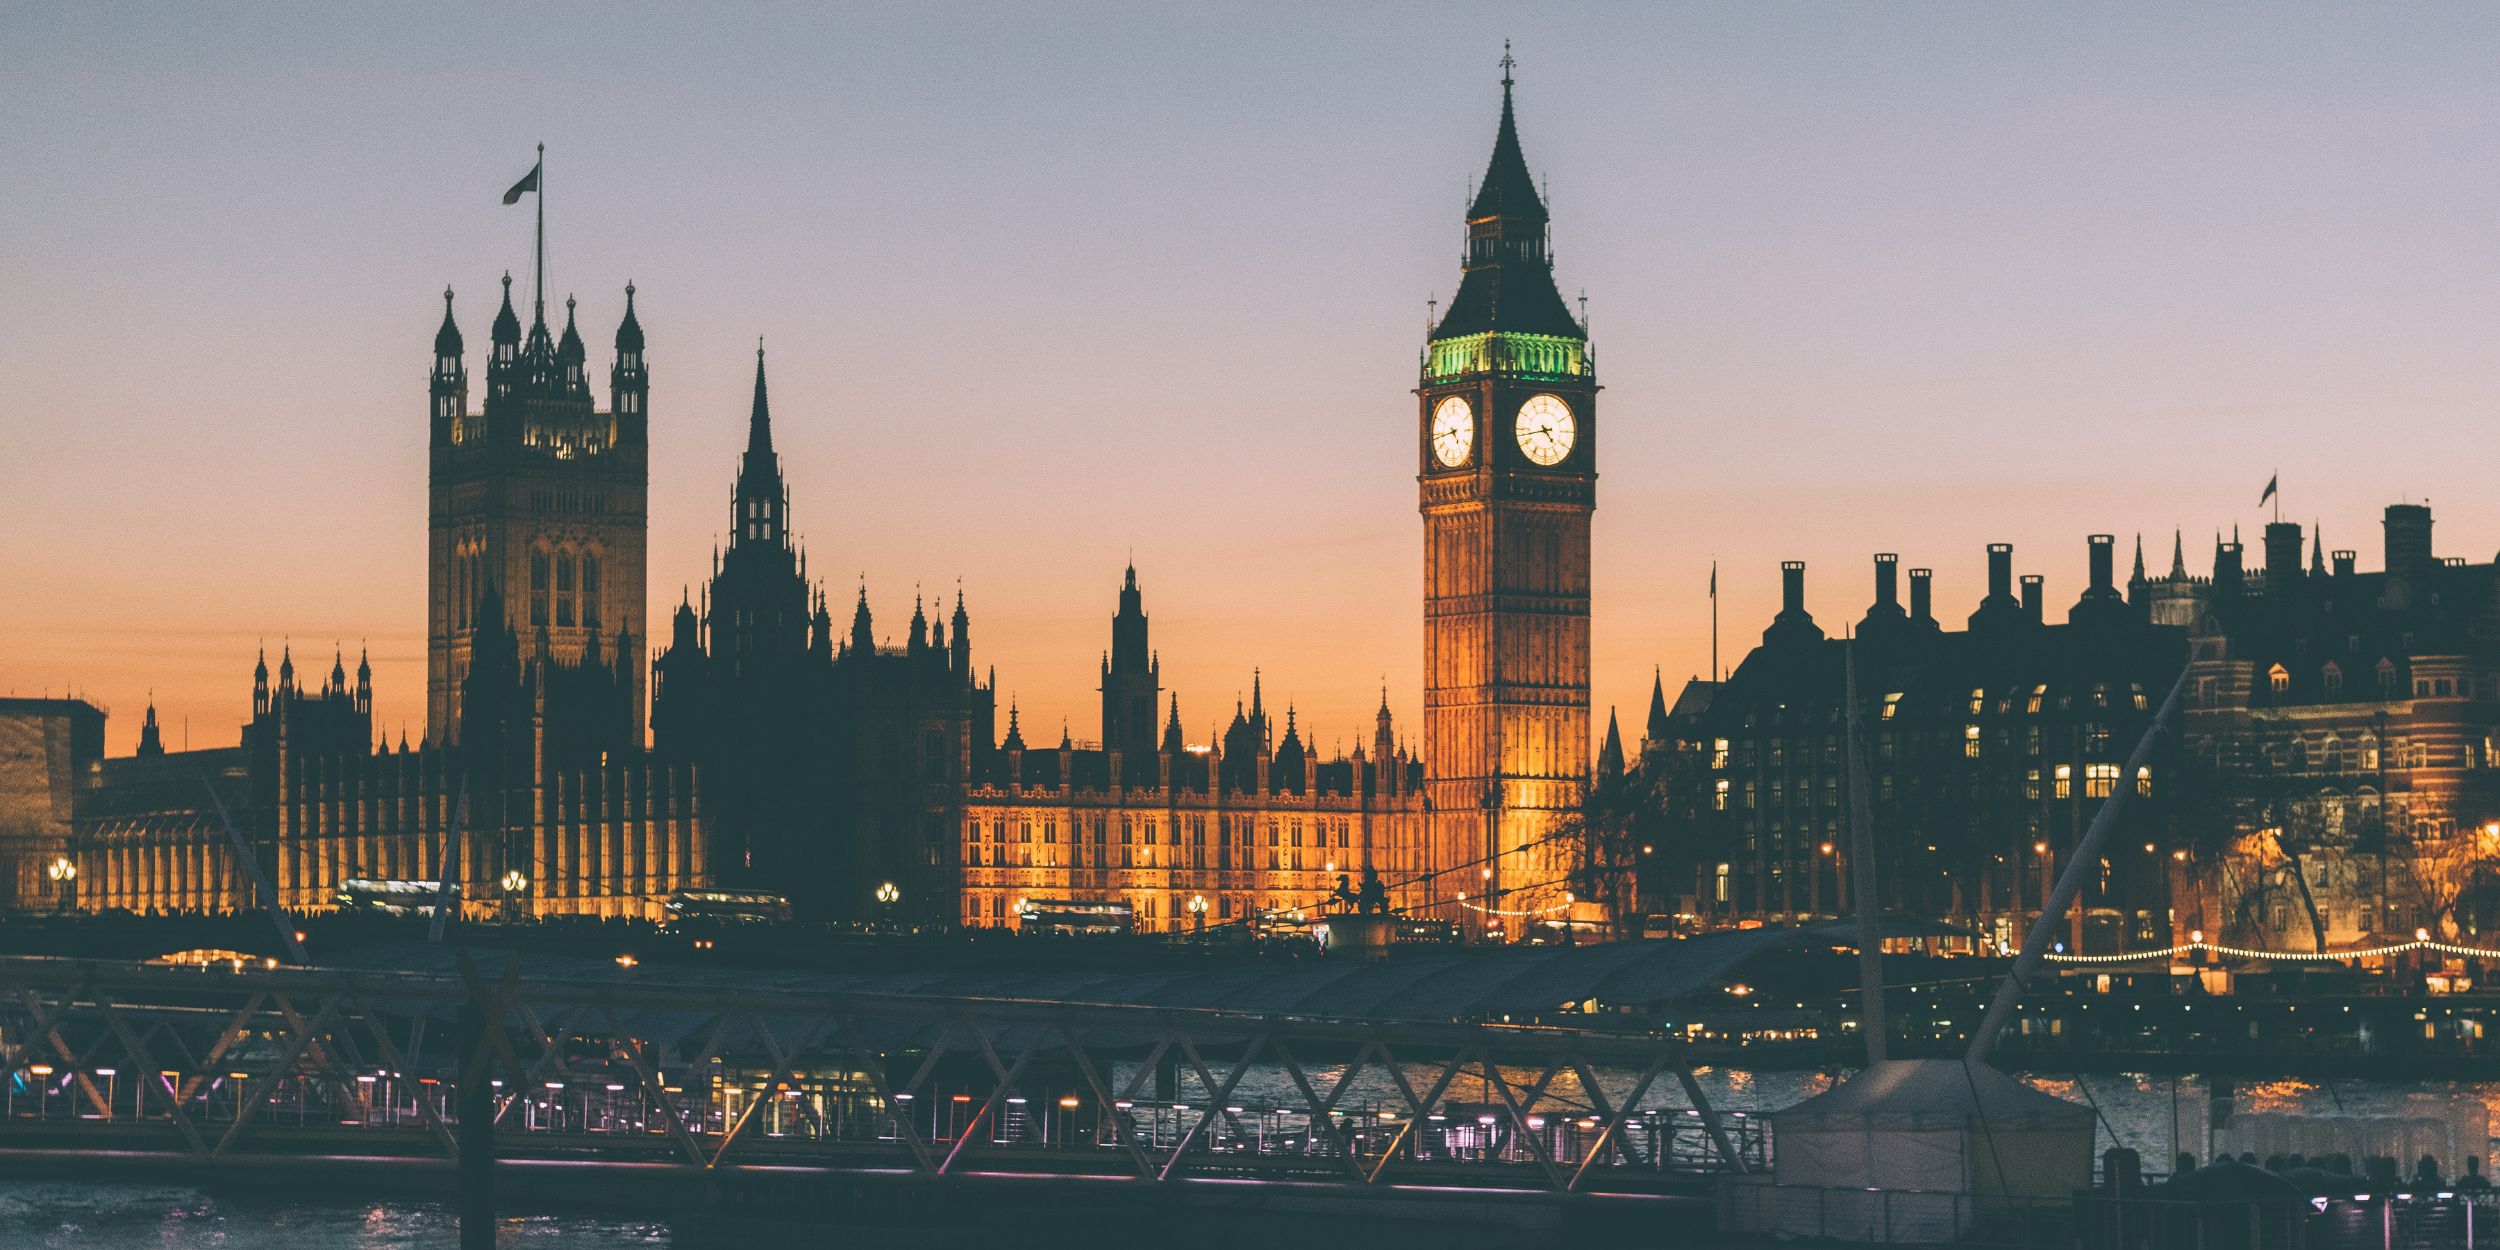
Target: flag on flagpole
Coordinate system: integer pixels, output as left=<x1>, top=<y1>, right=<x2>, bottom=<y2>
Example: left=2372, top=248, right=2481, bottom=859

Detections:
left=2259, top=473, right=2278, bottom=506
left=502, top=161, right=541, bottom=205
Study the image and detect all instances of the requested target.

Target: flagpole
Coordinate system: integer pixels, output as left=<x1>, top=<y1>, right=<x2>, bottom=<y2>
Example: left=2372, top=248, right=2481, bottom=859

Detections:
left=1710, top=559, right=1719, bottom=682
left=533, top=143, right=545, bottom=324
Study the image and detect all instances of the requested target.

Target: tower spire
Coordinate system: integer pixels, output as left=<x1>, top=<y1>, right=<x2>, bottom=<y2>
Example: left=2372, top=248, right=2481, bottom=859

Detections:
left=1432, top=46, right=1580, bottom=342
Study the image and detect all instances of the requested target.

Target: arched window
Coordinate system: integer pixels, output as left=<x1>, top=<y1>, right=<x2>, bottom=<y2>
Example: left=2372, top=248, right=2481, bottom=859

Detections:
left=2321, top=662, right=2342, bottom=695
left=2268, top=663, right=2291, bottom=693
left=555, top=553, right=576, bottom=627
left=2378, top=659, right=2398, bottom=697
left=529, top=550, right=551, bottom=627
left=581, top=554, right=601, bottom=629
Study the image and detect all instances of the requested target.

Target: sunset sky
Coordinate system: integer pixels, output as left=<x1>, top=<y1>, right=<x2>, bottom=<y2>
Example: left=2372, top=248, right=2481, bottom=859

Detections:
left=5, top=4, right=2499, bottom=758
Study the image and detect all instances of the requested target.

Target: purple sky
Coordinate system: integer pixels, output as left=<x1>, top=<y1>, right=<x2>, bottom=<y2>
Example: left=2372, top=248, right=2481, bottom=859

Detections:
left=4, top=3, right=2498, bottom=757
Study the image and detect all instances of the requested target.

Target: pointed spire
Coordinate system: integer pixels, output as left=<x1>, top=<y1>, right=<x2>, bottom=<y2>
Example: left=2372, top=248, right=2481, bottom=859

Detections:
left=2170, top=528, right=2187, bottom=579
left=2130, top=533, right=2146, bottom=584
left=1433, top=42, right=1581, bottom=341
left=1163, top=692, right=1185, bottom=754
left=1004, top=700, right=1026, bottom=751
left=2311, top=522, right=2326, bottom=576
left=614, top=281, right=643, bottom=352
left=747, top=340, right=774, bottom=460
left=850, top=581, right=874, bottom=655
left=1598, top=707, right=1625, bottom=779
left=490, top=272, right=521, bottom=344
left=1646, top=667, right=1671, bottom=742
left=435, top=286, right=463, bottom=356
left=556, top=294, right=584, bottom=362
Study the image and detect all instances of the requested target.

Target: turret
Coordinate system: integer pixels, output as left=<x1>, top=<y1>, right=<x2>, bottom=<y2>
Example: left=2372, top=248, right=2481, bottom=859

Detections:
left=431, top=287, right=467, bottom=445
left=137, top=699, right=164, bottom=758
left=849, top=585, right=874, bottom=656
left=1644, top=669, right=1670, bottom=746
left=950, top=586, right=971, bottom=677
left=610, top=282, right=648, bottom=441
left=487, top=273, right=521, bottom=399
left=253, top=647, right=271, bottom=716
left=908, top=591, right=928, bottom=656
left=1596, top=708, right=1625, bottom=786
left=555, top=295, right=587, bottom=396
left=733, top=345, right=786, bottom=551
left=355, top=646, right=373, bottom=715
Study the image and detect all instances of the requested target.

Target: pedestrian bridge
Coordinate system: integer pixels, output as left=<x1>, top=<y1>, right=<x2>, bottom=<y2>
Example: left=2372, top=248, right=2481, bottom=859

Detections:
left=0, top=934, right=1819, bottom=1205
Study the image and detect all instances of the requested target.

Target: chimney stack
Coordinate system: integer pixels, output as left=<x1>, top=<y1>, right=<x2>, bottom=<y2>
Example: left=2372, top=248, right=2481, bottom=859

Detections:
left=1908, top=568, right=1934, bottom=623
left=1873, top=553, right=1900, bottom=610
left=2384, top=503, right=2433, bottom=577
left=2020, top=575, right=2044, bottom=624
left=2264, top=520, right=2304, bottom=591
left=1782, top=560, right=1806, bottom=614
left=2332, top=549, right=2357, bottom=578
left=2087, top=534, right=2115, bottom=591
left=1988, top=543, right=2013, bottom=600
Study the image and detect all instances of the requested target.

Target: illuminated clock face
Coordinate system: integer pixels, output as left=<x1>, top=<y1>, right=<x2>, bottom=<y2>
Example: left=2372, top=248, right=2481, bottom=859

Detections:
left=1515, top=394, right=1576, bottom=466
left=1430, top=396, right=1475, bottom=468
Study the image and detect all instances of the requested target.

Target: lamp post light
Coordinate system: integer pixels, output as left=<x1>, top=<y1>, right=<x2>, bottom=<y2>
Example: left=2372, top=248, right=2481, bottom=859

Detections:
left=1187, top=893, right=1208, bottom=939
left=500, top=869, right=529, bottom=923
left=875, top=881, right=900, bottom=931
left=45, top=856, right=75, bottom=914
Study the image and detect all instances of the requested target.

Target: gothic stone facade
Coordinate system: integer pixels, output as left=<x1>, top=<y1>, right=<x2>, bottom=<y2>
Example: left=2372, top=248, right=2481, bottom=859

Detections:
left=1418, top=72, right=1598, bottom=923
left=956, top=570, right=1428, bottom=933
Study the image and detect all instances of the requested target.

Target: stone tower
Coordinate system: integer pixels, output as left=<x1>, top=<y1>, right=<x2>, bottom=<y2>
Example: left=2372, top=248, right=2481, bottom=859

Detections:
left=1417, top=56, right=1598, bottom=927
left=426, top=277, right=649, bottom=747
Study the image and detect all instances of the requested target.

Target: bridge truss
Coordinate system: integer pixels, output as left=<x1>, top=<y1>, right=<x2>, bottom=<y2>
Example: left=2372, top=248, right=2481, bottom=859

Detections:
left=0, top=955, right=1757, bottom=1197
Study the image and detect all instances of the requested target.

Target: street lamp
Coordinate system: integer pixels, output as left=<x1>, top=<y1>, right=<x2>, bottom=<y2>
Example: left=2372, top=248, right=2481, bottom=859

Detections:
left=500, top=869, right=528, bottom=923
left=45, top=857, right=75, bottom=913
left=875, top=881, right=900, bottom=931
left=1187, top=893, right=1208, bottom=938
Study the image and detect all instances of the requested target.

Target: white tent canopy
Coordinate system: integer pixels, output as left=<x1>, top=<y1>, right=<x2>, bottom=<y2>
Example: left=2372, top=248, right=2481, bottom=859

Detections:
left=1771, top=1059, right=2094, bottom=1199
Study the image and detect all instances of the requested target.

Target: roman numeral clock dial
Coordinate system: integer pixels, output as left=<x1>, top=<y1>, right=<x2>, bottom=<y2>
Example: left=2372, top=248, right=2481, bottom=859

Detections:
left=1430, top=395, right=1475, bottom=467
left=1513, top=393, right=1575, bottom=466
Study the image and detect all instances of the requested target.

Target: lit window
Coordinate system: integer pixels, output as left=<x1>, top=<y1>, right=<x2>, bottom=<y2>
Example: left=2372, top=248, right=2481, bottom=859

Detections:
left=1964, top=725, right=1981, bottom=758
left=1882, top=693, right=1901, bottom=720
left=2269, top=664, right=2290, bottom=693
left=1713, top=778, right=1729, bottom=811
left=2135, top=766, right=2153, bottom=797
left=2085, top=763, right=2120, bottom=798
left=2054, top=764, right=2073, bottom=800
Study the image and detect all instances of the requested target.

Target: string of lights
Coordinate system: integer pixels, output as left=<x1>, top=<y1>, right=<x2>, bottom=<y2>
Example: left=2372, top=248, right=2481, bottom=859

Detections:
left=2045, top=936, right=2500, bottom=965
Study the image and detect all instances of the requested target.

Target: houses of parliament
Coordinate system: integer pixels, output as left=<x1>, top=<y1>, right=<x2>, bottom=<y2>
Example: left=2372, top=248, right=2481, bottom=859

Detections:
left=0, top=68, right=1599, bottom=935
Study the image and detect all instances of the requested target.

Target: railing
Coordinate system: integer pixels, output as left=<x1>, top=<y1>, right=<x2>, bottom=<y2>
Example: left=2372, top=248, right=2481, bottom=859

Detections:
left=0, top=956, right=1752, bottom=1196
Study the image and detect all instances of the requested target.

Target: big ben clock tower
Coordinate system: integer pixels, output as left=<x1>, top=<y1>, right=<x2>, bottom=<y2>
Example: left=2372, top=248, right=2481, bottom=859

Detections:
left=1419, top=55, right=1596, bottom=932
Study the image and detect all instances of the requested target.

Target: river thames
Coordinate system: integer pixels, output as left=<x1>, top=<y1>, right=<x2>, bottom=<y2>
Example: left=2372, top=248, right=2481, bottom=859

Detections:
left=4, top=1071, right=2489, bottom=1247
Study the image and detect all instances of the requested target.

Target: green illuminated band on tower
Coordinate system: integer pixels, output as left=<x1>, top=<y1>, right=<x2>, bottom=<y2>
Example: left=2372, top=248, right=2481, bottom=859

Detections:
left=1422, top=331, right=1590, bottom=382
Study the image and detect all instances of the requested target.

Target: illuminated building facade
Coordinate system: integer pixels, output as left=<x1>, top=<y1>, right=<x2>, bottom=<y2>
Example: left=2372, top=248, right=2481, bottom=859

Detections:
left=1418, top=65, right=1597, bottom=924
left=70, top=649, right=704, bottom=920
left=956, top=569, right=1428, bottom=933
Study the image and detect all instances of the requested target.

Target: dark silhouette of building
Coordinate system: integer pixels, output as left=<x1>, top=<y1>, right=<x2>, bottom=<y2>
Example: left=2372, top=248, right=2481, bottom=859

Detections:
left=1648, top=506, right=2500, bottom=954
left=649, top=348, right=994, bottom=922
left=427, top=277, right=649, bottom=751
